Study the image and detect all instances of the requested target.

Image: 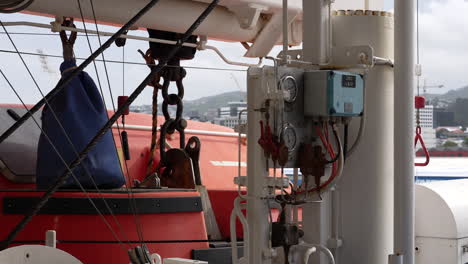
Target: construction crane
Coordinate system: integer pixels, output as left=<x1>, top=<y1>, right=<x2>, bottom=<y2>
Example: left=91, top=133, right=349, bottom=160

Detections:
left=418, top=79, right=444, bottom=95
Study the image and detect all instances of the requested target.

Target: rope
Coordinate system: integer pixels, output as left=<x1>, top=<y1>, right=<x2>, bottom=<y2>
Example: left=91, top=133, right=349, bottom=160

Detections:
left=146, top=86, right=159, bottom=177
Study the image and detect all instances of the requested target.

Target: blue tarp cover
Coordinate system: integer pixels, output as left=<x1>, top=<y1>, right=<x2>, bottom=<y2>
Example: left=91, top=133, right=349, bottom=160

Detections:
left=36, top=59, right=125, bottom=189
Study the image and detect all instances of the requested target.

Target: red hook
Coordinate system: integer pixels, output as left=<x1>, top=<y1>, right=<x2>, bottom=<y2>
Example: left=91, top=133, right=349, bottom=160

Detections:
left=414, top=125, right=430, bottom=166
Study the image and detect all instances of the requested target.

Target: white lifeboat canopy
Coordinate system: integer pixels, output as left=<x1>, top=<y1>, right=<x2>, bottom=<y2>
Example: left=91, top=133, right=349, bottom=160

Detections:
left=416, top=180, right=468, bottom=264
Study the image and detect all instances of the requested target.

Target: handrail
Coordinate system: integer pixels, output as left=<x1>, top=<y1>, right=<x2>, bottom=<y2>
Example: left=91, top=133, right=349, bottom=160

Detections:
left=1, top=21, right=263, bottom=67
left=112, top=123, right=246, bottom=138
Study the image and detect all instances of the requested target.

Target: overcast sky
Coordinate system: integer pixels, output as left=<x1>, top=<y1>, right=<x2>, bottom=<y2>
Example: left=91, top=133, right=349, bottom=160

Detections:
left=0, top=0, right=467, bottom=107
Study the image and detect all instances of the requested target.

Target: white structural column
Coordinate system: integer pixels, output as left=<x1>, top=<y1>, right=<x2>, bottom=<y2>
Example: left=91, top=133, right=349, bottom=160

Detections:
left=302, top=0, right=329, bottom=64
left=394, top=0, right=415, bottom=263
left=332, top=11, right=395, bottom=264
left=246, top=67, right=272, bottom=264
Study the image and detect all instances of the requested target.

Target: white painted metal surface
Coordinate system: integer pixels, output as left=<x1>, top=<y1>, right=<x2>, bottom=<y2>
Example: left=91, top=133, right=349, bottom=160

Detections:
left=332, top=11, right=395, bottom=264
left=164, top=258, right=208, bottom=264
left=416, top=180, right=468, bottom=240
left=111, top=123, right=246, bottom=138
left=394, top=0, right=416, bottom=263
left=415, top=157, right=468, bottom=179
left=246, top=66, right=272, bottom=264
left=26, top=0, right=265, bottom=42
left=332, top=0, right=383, bottom=10
left=302, top=0, right=329, bottom=64
left=22, top=0, right=385, bottom=58
left=0, top=245, right=83, bottom=264
left=415, top=180, right=468, bottom=264
left=45, top=230, right=56, bottom=248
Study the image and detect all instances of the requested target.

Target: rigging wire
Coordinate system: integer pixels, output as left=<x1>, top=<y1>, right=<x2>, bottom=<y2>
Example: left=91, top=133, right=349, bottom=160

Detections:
left=0, top=48, right=247, bottom=72
left=0, top=20, right=132, bottom=247
left=75, top=0, right=138, bottom=246
left=416, top=0, right=420, bottom=97
left=0, top=0, right=34, bottom=13
left=0, top=69, right=127, bottom=251
left=0, top=0, right=164, bottom=147
left=1, top=0, right=221, bottom=249
left=83, top=0, right=146, bottom=244
left=0, top=31, right=97, bottom=36
left=123, top=44, right=125, bottom=95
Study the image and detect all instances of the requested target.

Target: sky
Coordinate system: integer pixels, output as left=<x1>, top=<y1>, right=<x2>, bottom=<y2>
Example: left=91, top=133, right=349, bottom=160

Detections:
left=0, top=0, right=467, bottom=107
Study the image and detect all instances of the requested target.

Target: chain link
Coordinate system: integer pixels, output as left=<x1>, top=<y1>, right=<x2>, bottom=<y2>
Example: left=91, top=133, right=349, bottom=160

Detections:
left=157, top=59, right=187, bottom=166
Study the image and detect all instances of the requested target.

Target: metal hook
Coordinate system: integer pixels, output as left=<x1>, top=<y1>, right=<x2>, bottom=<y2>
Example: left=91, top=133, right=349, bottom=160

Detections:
left=59, top=17, right=77, bottom=60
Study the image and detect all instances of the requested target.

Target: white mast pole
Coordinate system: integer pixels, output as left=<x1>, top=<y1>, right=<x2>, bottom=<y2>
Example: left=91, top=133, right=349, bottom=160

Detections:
left=393, top=0, right=415, bottom=263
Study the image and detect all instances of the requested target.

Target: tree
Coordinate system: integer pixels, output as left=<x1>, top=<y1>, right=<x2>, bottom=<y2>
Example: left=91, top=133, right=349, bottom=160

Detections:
left=463, top=137, right=468, bottom=147
left=436, top=128, right=449, bottom=138
left=443, top=140, right=458, bottom=148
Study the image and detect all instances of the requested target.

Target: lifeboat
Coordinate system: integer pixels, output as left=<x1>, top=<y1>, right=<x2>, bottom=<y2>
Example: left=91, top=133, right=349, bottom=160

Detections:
left=0, top=105, right=247, bottom=263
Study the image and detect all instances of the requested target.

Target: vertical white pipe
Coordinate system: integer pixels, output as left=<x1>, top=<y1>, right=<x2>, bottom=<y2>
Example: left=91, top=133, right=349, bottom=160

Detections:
left=282, top=0, right=289, bottom=62
left=303, top=0, right=329, bottom=64
left=45, top=230, right=56, bottom=248
left=394, top=0, right=415, bottom=263
left=332, top=11, right=394, bottom=264
left=247, top=67, right=271, bottom=264
left=364, top=0, right=370, bottom=10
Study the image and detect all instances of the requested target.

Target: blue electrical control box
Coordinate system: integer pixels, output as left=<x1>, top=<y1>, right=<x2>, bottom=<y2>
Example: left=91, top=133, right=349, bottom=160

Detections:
left=304, top=70, right=364, bottom=117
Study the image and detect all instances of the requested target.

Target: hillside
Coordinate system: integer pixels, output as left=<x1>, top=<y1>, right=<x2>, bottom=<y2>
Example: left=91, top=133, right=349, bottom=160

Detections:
left=130, top=91, right=247, bottom=121
left=184, top=91, right=246, bottom=114
left=426, top=86, right=468, bottom=101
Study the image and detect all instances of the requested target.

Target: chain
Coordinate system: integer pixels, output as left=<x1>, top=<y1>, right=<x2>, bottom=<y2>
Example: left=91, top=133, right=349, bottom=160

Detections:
left=158, top=58, right=187, bottom=164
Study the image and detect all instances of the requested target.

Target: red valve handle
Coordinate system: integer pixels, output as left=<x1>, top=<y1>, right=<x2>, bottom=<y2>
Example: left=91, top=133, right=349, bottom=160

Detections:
left=414, top=125, right=430, bottom=166
left=258, top=121, right=266, bottom=146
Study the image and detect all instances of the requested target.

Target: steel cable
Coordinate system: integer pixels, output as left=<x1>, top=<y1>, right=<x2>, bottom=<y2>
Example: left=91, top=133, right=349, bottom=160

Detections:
left=0, top=0, right=163, bottom=146
left=82, top=0, right=146, bottom=244
left=0, top=48, right=247, bottom=72
left=0, top=0, right=220, bottom=250
left=0, top=20, right=133, bottom=248
left=0, top=69, right=127, bottom=251
left=0, top=0, right=164, bottom=249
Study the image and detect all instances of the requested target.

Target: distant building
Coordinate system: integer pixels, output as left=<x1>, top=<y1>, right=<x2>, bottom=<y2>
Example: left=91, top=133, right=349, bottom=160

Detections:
left=433, top=109, right=456, bottom=128
left=187, top=110, right=201, bottom=121
left=215, top=101, right=247, bottom=129
left=205, top=108, right=218, bottom=122
left=415, top=105, right=436, bottom=148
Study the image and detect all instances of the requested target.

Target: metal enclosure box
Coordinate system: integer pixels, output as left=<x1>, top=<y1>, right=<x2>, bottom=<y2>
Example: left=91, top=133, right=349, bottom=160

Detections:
left=304, top=71, right=364, bottom=117
left=415, top=181, right=468, bottom=264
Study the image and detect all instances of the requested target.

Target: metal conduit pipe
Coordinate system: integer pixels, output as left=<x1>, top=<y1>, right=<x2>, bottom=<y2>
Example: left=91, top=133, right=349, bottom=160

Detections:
left=299, top=243, right=336, bottom=264
left=230, top=196, right=249, bottom=264
left=393, top=0, right=415, bottom=263
left=111, top=123, right=246, bottom=138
